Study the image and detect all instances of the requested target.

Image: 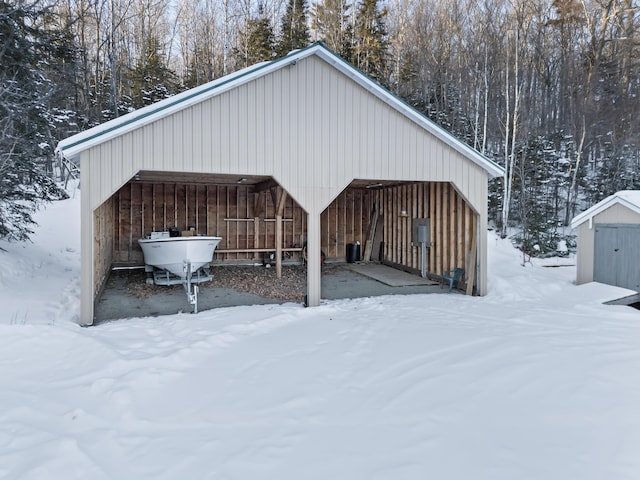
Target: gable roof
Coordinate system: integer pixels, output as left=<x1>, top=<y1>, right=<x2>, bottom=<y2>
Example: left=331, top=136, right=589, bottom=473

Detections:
left=56, top=42, right=504, bottom=178
left=570, top=190, right=640, bottom=229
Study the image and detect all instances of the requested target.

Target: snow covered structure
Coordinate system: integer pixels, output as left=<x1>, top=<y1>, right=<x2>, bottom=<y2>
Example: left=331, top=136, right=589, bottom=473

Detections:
left=571, top=191, right=640, bottom=291
left=56, top=42, right=503, bottom=325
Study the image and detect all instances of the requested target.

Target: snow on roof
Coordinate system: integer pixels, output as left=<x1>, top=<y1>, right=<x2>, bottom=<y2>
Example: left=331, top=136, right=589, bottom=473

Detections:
left=570, top=190, right=640, bottom=229
left=55, top=42, right=504, bottom=178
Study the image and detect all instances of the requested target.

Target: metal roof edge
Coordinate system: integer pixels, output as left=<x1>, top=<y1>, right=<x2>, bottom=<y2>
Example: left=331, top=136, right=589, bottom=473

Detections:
left=570, top=192, right=640, bottom=229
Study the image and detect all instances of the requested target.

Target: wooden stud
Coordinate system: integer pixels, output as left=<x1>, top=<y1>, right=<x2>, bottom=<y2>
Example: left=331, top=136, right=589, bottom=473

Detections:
left=449, top=185, right=456, bottom=269
left=363, top=198, right=379, bottom=261
left=429, top=183, right=435, bottom=272
left=132, top=183, right=144, bottom=263
left=276, top=187, right=288, bottom=216
left=217, top=247, right=302, bottom=253
left=434, top=183, right=441, bottom=274
left=391, top=187, right=397, bottom=263
left=275, top=189, right=287, bottom=278
left=442, top=183, right=449, bottom=272
left=384, top=188, right=389, bottom=262
left=456, top=192, right=463, bottom=269
left=410, top=184, right=417, bottom=269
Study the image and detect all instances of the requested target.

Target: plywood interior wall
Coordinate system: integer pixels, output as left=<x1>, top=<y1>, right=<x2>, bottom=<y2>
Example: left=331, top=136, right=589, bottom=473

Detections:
left=377, top=182, right=476, bottom=278
left=93, top=195, right=115, bottom=296
left=321, top=188, right=372, bottom=259
left=107, top=181, right=476, bottom=287
left=111, top=181, right=307, bottom=265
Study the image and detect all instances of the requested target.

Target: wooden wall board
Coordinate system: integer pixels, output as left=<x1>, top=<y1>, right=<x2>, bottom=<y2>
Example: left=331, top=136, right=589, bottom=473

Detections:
left=93, top=196, right=114, bottom=296
left=377, top=182, right=475, bottom=290
left=320, top=187, right=372, bottom=261
left=108, top=180, right=476, bottom=291
left=112, top=181, right=308, bottom=264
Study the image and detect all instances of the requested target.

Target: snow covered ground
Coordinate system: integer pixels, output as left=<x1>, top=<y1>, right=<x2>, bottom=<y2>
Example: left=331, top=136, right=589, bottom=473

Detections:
left=1, top=192, right=639, bottom=480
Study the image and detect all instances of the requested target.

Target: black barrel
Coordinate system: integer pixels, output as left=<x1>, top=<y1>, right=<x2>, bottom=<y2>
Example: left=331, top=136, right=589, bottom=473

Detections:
left=346, top=243, right=361, bottom=263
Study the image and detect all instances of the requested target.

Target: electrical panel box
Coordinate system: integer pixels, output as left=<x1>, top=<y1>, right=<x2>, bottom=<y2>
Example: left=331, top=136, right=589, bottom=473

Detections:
left=412, top=218, right=431, bottom=245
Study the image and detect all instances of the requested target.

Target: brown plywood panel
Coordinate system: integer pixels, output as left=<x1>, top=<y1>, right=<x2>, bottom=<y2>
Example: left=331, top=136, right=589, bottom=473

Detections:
left=238, top=186, right=249, bottom=249
left=174, top=184, right=186, bottom=231
left=456, top=193, right=464, bottom=268
left=141, top=183, right=153, bottom=237
left=165, top=184, right=176, bottom=231
left=197, top=184, right=207, bottom=234
left=205, top=185, right=214, bottom=236
left=117, top=184, right=131, bottom=263
left=185, top=184, right=196, bottom=230
left=130, top=182, right=143, bottom=263
left=152, top=183, right=164, bottom=232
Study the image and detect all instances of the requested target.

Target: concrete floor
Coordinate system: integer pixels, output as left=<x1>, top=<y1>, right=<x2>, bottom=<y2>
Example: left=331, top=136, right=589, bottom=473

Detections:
left=95, top=263, right=458, bottom=324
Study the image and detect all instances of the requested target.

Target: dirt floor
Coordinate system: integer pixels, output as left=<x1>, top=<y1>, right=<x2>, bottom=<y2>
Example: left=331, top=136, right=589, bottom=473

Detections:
left=127, top=264, right=309, bottom=303
left=95, top=263, right=457, bottom=324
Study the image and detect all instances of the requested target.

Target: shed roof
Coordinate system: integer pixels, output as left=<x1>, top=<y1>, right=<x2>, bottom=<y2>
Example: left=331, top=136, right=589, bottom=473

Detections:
left=56, top=42, right=503, bottom=178
left=570, top=190, right=640, bottom=229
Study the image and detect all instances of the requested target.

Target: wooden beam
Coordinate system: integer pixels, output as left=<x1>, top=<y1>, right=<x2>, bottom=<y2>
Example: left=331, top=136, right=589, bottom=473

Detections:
left=276, top=189, right=288, bottom=216
left=216, top=247, right=302, bottom=253
left=269, top=186, right=279, bottom=208
left=254, top=178, right=278, bottom=193
left=363, top=199, right=379, bottom=261
left=253, top=191, right=265, bottom=218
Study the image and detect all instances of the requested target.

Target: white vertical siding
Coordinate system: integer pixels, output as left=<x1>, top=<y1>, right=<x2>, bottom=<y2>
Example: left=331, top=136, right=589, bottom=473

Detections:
left=80, top=156, right=94, bottom=324
left=576, top=222, right=593, bottom=285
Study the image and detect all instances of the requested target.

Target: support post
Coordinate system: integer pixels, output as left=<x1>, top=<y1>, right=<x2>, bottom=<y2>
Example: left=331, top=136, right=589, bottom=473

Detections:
left=363, top=199, right=379, bottom=261
left=306, top=213, right=321, bottom=306
left=466, top=215, right=478, bottom=296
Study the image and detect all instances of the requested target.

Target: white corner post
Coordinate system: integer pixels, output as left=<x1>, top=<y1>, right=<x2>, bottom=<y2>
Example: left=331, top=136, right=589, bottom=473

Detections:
left=80, top=163, right=95, bottom=325
left=478, top=177, right=489, bottom=296
left=306, top=212, right=321, bottom=306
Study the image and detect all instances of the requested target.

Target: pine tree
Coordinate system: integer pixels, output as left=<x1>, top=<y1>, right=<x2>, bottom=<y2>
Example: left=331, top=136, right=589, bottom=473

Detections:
left=130, top=36, right=178, bottom=109
left=354, top=0, right=388, bottom=84
left=235, top=4, right=276, bottom=68
left=0, top=0, right=67, bottom=241
left=277, top=0, right=310, bottom=57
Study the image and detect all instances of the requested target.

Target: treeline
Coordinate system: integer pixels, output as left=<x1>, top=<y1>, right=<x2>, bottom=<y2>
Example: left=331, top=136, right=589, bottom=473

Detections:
left=2, top=0, right=640, bottom=253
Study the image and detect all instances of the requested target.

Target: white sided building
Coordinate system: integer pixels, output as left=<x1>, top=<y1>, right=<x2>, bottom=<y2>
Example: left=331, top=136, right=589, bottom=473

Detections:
left=56, top=42, right=504, bottom=325
left=571, top=191, right=640, bottom=291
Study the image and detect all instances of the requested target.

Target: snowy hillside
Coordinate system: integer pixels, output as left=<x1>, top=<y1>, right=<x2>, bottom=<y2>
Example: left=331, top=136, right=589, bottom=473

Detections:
left=1, top=192, right=639, bottom=480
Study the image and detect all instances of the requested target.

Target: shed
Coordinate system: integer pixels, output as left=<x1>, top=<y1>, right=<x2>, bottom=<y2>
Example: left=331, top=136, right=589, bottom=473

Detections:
left=56, top=42, right=504, bottom=325
left=571, top=191, right=640, bottom=291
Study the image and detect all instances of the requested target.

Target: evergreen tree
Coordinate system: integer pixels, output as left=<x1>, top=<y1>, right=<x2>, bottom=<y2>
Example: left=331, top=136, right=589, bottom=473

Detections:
left=311, top=0, right=351, bottom=59
left=235, top=4, right=276, bottom=68
left=130, top=36, right=178, bottom=109
left=277, top=0, right=310, bottom=57
left=0, top=0, right=67, bottom=241
left=353, top=0, right=388, bottom=84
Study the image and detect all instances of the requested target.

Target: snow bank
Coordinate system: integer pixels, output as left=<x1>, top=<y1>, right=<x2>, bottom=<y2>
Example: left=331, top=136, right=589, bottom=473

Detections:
left=0, top=185, right=80, bottom=326
left=1, top=195, right=639, bottom=479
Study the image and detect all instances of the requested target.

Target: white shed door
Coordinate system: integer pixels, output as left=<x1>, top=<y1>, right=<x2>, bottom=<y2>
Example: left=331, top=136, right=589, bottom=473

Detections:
left=594, top=224, right=640, bottom=292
